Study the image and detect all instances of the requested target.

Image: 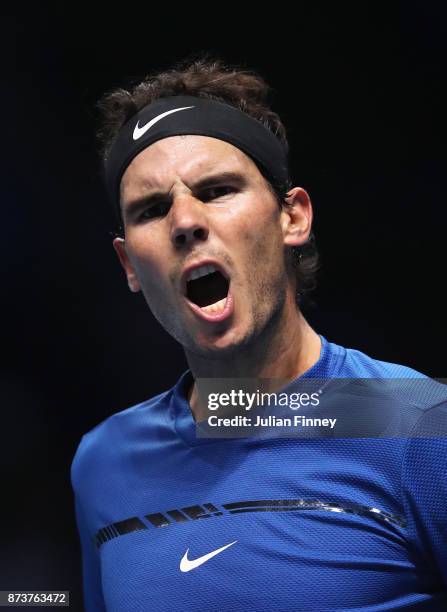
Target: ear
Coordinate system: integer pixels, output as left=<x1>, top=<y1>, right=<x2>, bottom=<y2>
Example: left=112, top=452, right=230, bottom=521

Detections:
left=280, top=187, right=313, bottom=247
left=112, top=237, right=141, bottom=293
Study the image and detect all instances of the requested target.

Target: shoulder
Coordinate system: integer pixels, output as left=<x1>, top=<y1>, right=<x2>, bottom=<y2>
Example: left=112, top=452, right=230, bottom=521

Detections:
left=335, top=340, right=428, bottom=379
left=326, top=337, right=447, bottom=421
left=71, top=388, right=171, bottom=493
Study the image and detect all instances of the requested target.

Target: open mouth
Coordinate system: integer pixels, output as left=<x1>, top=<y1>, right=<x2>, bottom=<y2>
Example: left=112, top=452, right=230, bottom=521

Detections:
left=185, top=264, right=230, bottom=314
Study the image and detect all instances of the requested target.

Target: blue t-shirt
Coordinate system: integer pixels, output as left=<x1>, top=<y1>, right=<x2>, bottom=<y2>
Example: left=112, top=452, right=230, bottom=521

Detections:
left=71, top=335, right=447, bottom=611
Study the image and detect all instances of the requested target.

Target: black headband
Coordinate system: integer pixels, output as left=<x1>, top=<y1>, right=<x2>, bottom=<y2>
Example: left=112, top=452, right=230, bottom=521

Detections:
left=104, top=95, right=290, bottom=223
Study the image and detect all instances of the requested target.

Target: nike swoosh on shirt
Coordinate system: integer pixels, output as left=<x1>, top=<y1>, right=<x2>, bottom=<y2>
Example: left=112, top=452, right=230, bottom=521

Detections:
left=179, top=540, right=238, bottom=572
left=132, top=106, right=195, bottom=140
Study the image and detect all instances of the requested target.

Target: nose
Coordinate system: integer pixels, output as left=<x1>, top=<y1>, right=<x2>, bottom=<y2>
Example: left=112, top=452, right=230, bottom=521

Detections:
left=169, top=195, right=209, bottom=248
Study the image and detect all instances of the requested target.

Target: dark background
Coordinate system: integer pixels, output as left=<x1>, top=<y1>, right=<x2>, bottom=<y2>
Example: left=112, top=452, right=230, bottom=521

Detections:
left=1, top=3, right=445, bottom=609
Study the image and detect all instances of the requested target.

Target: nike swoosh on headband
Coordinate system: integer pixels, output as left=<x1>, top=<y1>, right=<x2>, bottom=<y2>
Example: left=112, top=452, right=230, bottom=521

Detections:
left=179, top=540, right=237, bottom=572
left=132, top=106, right=195, bottom=140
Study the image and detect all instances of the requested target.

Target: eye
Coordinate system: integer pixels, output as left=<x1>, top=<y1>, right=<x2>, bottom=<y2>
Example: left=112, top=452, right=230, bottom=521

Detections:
left=201, top=185, right=236, bottom=201
left=138, top=201, right=171, bottom=221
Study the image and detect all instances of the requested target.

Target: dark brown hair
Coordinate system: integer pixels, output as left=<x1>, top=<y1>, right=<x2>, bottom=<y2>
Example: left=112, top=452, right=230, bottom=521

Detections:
left=96, top=55, right=319, bottom=306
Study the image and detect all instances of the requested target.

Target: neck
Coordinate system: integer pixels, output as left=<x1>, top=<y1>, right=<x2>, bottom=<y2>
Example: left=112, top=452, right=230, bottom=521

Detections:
left=185, top=294, right=321, bottom=421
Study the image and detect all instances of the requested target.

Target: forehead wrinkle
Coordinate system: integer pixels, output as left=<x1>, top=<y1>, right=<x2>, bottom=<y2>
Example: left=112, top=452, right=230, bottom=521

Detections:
left=151, top=140, right=242, bottom=186
left=122, top=142, right=250, bottom=204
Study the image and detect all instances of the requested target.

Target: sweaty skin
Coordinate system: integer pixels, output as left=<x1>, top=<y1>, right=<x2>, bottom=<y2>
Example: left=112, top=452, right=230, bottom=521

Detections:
left=113, top=135, right=321, bottom=421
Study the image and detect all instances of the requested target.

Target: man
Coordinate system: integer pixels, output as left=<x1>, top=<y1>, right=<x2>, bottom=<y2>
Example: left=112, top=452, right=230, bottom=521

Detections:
left=72, top=58, right=447, bottom=611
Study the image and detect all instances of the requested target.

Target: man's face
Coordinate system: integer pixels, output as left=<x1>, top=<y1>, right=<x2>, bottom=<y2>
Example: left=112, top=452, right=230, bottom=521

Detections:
left=114, top=135, right=305, bottom=358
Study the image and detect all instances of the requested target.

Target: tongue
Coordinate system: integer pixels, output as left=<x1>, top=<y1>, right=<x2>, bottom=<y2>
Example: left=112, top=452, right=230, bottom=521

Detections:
left=200, top=296, right=227, bottom=313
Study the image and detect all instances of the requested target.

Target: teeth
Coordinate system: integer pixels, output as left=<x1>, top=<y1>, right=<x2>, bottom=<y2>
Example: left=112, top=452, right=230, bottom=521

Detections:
left=201, top=297, right=227, bottom=313
left=188, top=264, right=217, bottom=281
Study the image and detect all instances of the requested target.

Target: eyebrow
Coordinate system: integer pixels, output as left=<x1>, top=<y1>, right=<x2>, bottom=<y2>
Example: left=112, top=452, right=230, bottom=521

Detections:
left=121, top=170, right=249, bottom=221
